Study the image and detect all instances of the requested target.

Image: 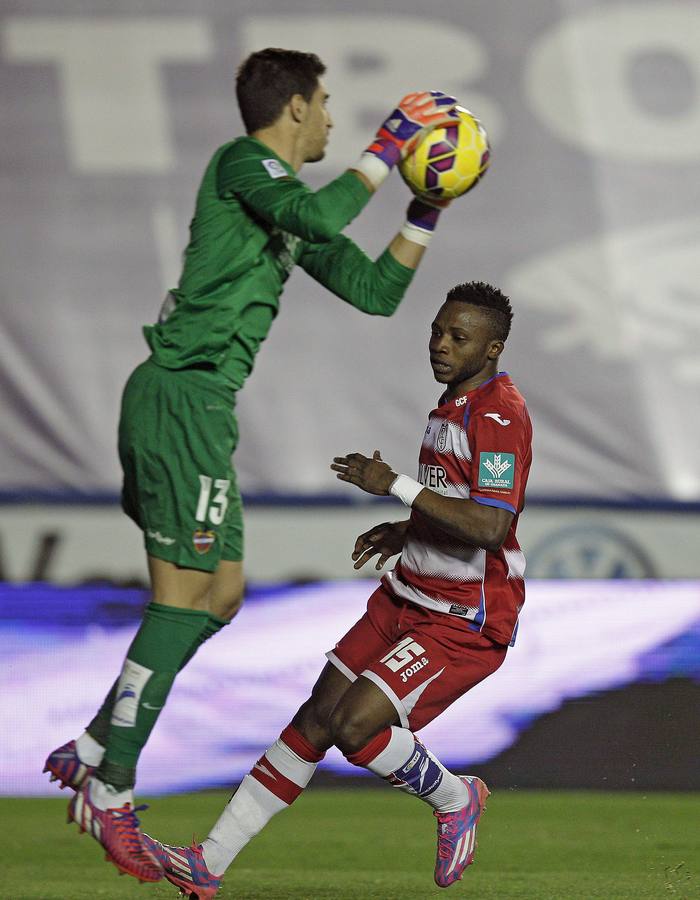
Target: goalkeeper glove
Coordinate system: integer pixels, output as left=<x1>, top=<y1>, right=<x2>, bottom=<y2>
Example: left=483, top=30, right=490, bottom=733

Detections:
left=354, top=91, right=457, bottom=190
left=400, top=197, right=449, bottom=247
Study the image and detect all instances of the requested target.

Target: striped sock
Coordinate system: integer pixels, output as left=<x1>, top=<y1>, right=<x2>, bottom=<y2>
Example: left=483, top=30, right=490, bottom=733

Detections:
left=347, top=726, right=468, bottom=813
left=201, top=725, right=324, bottom=874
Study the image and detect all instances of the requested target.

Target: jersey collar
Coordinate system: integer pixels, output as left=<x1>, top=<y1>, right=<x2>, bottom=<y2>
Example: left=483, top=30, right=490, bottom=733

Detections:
left=439, top=371, right=509, bottom=408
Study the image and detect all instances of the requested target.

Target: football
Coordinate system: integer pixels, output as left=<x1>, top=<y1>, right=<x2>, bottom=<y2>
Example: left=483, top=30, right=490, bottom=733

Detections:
left=399, top=106, right=490, bottom=200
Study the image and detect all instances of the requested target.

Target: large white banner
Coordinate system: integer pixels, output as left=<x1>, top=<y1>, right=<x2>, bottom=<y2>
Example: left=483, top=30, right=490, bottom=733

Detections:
left=1, top=1, right=699, bottom=500
left=2, top=503, right=700, bottom=583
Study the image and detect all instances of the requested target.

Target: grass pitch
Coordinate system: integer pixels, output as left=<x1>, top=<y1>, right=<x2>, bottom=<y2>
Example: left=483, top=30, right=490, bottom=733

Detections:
left=5, top=788, right=698, bottom=899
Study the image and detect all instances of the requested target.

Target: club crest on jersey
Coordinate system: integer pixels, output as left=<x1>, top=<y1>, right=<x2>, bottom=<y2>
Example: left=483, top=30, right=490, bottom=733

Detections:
left=193, top=529, right=216, bottom=554
left=436, top=420, right=449, bottom=453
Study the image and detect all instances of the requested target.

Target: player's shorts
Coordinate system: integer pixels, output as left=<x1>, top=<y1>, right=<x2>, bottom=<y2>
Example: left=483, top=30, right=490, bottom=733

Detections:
left=118, top=358, right=243, bottom=572
left=326, top=584, right=507, bottom=732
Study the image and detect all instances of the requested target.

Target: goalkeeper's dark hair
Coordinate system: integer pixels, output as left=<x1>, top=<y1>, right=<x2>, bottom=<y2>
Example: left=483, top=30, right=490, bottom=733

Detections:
left=446, top=281, right=513, bottom=342
left=236, top=48, right=326, bottom=133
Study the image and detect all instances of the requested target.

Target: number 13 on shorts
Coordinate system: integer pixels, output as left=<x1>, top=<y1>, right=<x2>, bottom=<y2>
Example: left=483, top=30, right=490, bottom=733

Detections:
left=195, top=474, right=230, bottom=525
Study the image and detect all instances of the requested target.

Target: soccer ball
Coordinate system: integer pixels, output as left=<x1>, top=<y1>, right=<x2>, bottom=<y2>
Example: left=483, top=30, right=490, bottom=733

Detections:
left=399, top=106, right=490, bottom=201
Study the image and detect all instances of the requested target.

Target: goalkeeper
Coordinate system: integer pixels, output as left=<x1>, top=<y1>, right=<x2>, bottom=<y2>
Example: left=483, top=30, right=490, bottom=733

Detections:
left=44, top=47, right=457, bottom=882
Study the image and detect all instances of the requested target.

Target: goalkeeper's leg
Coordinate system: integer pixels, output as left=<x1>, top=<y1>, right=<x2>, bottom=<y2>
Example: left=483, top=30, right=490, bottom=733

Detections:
left=44, top=560, right=240, bottom=792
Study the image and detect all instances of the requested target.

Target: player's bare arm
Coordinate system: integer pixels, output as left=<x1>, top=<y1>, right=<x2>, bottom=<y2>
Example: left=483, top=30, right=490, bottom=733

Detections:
left=410, top=489, right=512, bottom=552
left=386, top=232, right=428, bottom=270
left=332, top=450, right=513, bottom=552
left=351, top=519, right=411, bottom=571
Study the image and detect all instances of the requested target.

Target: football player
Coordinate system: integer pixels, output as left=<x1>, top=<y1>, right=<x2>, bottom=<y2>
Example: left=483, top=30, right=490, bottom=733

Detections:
left=144, top=282, right=532, bottom=896
left=44, top=47, right=457, bottom=882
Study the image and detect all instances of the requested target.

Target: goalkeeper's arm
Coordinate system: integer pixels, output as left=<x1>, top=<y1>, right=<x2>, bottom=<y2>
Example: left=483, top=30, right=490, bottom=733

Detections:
left=217, top=92, right=457, bottom=244
left=296, top=171, right=454, bottom=316
left=297, top=196, right=447, bottom=317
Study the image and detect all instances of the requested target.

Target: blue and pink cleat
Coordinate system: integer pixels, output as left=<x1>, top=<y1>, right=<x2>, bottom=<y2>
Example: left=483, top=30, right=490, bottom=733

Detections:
left=142, top=835, right=223, bottom=900
left=433, top=775, right=490, bottom=888
left=43, top=740, right=95, bottom=791
left=68, top=778, right=163, bottom=883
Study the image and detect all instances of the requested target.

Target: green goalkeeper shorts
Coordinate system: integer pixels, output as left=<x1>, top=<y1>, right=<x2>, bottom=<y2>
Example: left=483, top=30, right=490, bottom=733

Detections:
left=118, top=358, right=243, bottom=572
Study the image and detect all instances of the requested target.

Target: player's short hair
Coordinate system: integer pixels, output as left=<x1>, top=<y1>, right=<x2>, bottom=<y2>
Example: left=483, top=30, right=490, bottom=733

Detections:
left=236, top=48, right=327, bottom=133
left=445, top=281, right=513, bottom=342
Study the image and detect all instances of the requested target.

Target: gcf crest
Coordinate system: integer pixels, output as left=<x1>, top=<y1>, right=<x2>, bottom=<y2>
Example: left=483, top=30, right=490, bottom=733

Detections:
left=193, top=529, right=216, bottom=554
left=436, top=420, right=449, bottom=453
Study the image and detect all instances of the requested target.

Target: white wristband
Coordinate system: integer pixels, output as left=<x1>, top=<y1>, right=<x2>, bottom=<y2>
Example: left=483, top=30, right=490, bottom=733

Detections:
left=400, top=221, right=433, bottom=247
left=389, top=473, right=424, bottom=507
left=352, top=152, right=392, bottom=190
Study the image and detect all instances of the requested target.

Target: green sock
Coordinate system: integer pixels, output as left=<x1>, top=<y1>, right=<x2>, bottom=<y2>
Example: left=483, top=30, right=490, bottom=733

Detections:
left=87, top=611, right=230, bottom=747
left=189, top=611, right=229, bottom=654
left=86, top=681, right=119, bottom=746
left=95, top=603, right=222, bottom=790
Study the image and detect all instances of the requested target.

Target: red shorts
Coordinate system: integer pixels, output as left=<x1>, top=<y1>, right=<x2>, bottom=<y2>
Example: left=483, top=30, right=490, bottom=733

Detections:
left=326, top=584, right=507, bottom=732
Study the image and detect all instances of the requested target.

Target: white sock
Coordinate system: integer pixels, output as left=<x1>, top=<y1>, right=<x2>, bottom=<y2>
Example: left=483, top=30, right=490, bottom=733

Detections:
left=76, top=732, right=105, bottom=767
left=366, top=727, right=468, bottom=813
left=202, top=732, right=320, bottom=874
left=202, top=775, right=288, bottom=874
left=88, top=775, right=133, bottom=810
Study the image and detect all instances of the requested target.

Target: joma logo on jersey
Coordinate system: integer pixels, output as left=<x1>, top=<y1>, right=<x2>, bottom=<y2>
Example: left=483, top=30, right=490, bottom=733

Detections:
left=484, top=412, right=510, bottom=426
left=418, top=464, right=447, bottom=491
left=400, top=656, right=430, bottom=683
left=381, top=636, right=426, bottom=673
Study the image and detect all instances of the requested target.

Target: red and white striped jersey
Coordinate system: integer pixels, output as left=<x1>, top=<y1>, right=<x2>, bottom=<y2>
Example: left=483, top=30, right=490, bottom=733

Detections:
left=383, top=372, right=532, bottom=646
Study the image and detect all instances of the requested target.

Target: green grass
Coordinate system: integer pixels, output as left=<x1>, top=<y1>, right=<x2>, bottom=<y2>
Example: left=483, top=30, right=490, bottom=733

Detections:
left=4, top=789, right=699, bottom=899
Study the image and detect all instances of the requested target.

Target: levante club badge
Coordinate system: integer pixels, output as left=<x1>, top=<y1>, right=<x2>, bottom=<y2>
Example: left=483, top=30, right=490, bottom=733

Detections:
left=193, top=529, right=216, bottom=554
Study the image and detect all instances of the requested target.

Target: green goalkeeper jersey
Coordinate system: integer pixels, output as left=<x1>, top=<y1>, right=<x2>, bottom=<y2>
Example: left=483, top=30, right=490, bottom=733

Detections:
left=144, top=136, right=415, bottom=390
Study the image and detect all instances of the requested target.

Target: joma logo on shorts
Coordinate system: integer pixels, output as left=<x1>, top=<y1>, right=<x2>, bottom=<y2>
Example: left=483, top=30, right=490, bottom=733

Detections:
left=400, top=657, right=429, bottom=683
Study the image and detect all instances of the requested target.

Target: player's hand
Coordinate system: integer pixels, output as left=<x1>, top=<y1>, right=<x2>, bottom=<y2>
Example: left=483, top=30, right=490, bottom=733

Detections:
left=353, top=92, right=457, bottom=191
left=331, top=450, right=396, bottom=496
left=370, top=91, right=458, bottom=164
left=351, top=520, right=411, bottom=571
left=408, top=193, right=451, bottom=211
left=400, top=196, right=451, bottom=247
left=380, top=92, right=459, bottom=160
